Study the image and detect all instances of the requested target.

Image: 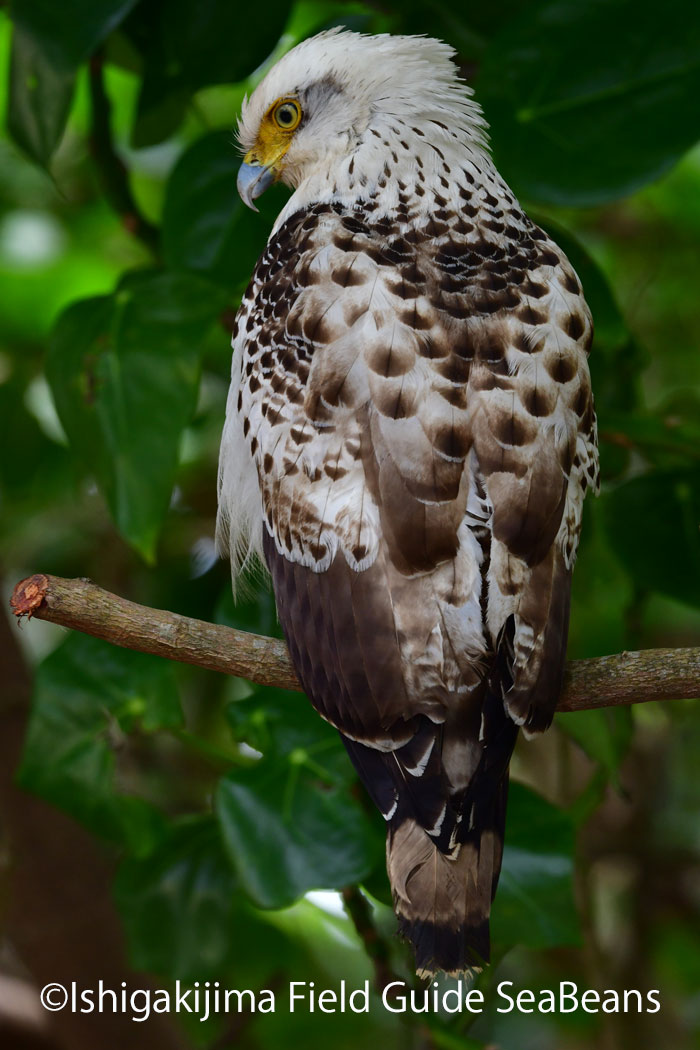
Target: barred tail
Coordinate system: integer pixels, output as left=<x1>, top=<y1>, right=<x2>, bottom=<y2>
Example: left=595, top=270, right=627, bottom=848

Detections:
left=386, top=773, right=510, bottom=978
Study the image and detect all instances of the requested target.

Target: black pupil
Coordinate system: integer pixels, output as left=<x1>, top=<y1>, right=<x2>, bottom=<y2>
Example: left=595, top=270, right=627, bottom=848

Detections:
left=278, top=105, right=295, bottom=126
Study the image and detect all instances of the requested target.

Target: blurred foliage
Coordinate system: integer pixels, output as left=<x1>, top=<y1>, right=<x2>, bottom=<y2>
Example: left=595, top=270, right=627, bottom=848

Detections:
left=1, top=1, right=700, bottom=1049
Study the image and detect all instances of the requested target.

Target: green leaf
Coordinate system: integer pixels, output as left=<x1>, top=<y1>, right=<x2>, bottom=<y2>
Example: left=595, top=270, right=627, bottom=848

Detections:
left=46, top=270, right=229, bottom=560
left=557, top=707, right=633, bottom=782
left=215, top=578, right=282, bottom=639
left=600, top=395, right=700, bottom=469
left=216, top=752, right=382, bottom=909
left=532, top=218, right=644, bottom=399
left=226, top=688, right=346, bottom=762
left=19, top=633, right=182, bottom=851
left=115, top=819, right=235, bottom=980
left=7, top=25, right=75, bottom=167
left=115, top=816, right=290, bottom=981
left=601, top=468, right=700, bottom=610
left=163, top=130, right=286, bottom=288
left=492, top=784, right=580, bottom=950
left=533, top=217, right=646, bottom=478
left=128, top=0, right=292, bottom=146
left=11, top=0, right=139, bottom=70
left=154, top=0, right=291, bottom=91
left=223, top=684, right=387, bottom=908
left=477, top=0, right=700, bottom=205
left=115, top=817, right=293, bottom=982
left=568, top=500, right=635, bottom=660
left=130, top=81, right=190, bottom=152
left=379, top=0, right=530, bottom=60
left=655, top=704, right=700, bottom=854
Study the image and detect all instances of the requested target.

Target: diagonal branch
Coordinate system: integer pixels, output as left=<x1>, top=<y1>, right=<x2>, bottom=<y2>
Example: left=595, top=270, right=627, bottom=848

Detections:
left=9, top=574, right=700, bottom=711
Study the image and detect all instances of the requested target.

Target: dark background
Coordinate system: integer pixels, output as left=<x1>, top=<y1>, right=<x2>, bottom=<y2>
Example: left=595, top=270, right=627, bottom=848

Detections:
left=1, top=1, right=700, bottom=1048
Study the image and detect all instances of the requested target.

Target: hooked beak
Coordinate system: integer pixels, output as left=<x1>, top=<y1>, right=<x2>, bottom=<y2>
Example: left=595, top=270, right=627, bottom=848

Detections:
left=237, top=162, right=275, bottom=212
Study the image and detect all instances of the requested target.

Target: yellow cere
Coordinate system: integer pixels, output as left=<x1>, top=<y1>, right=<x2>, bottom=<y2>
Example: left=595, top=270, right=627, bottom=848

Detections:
left=244, top=97, right=303, bottom=170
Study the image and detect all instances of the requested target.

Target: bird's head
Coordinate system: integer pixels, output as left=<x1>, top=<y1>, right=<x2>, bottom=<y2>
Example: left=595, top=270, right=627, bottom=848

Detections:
left=236, top=28, right=488, bottom=211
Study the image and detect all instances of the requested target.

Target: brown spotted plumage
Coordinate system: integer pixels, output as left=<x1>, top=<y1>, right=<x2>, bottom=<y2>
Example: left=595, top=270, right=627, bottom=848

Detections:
left=217, top=29, right=598, bottom=977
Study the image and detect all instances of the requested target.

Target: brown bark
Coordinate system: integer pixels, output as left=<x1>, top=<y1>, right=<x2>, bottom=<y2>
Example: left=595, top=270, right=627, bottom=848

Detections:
left=10, top=573, right=700, bottom=711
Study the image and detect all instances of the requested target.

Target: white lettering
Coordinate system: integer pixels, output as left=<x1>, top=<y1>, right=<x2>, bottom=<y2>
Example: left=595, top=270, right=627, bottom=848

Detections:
left=131, top=989, right=150, bottom=1022
left=382, top=981, right=407, bottom=1013
left=623, top=989, right=643, bottom=1013
left=497, top=980, right=515, bottom=1012
left=559, top=981, right=579, bottom=1013
left=317, top=989, right=337, bottom=1013
left=581, top=989, right=600, bottom=1013
left=175, top=982, right=193, bottom=1013
left=516, top=989, right=535, bottom=1013
left=258, top=989, right=276, bottom=1013
left=646, top=990, right=661, bottom=1013
left=153, top=990, right=170, bottom=1014
left=289, top=982, right=307, bottom=1011
left=349, top=982, right=370, bottom=1013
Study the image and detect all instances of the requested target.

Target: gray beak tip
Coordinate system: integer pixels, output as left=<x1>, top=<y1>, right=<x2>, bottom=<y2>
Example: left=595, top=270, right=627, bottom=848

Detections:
left=237, top=162, right=275, bottom=211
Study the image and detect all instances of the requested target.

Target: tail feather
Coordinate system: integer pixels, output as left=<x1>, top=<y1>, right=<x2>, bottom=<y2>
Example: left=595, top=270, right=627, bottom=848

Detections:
left=387, top=772, right=510, bottom=977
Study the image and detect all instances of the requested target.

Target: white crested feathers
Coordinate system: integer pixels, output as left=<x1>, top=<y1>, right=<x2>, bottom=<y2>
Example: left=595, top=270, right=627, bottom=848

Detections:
left=236, top=29, right=490, bottom=218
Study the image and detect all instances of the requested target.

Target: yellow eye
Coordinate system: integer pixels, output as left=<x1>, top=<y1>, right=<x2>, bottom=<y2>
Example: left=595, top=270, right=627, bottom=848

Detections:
left=272, top=99, right=302, bottom=132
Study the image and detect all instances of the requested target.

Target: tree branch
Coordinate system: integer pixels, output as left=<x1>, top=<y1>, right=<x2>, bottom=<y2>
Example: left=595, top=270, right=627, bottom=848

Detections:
left=9, top=574, right=700, bottom=711
left=341, top=885, right=397, bottom=992
left=11, top=574, right=298, bottom=690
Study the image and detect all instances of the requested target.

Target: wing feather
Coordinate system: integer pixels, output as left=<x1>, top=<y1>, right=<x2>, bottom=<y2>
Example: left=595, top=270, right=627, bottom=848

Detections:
left=219, top=183, right=597, bottom=972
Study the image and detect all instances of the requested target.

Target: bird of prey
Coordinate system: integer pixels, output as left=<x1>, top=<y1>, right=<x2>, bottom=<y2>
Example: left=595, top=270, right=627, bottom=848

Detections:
left=217, top=29, right=598, bottom=977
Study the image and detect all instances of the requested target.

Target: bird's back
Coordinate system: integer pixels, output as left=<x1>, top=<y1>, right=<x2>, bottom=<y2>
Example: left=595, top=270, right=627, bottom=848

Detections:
left=216, top=28, right=598, bottom=976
